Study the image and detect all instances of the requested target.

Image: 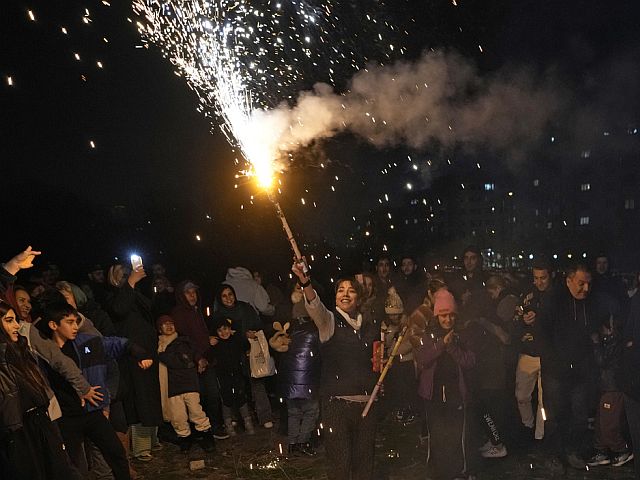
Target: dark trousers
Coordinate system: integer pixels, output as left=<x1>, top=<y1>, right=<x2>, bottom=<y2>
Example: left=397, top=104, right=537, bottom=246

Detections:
left=594, top=391, right=627, bottom=452
left=321, top=397, right=377, bottom=480
left=624, top=394, right=640, bottom=480
left=1, top=408, right=81, bottom=480
left=425, top=400, right=474, bottom=480
left=543, top=374, right=590, bottom=457
left=199, top=366, right=223, bottom=427
left=287, top=398, right=319, bottom=444
left=475, top=388, right=506, bottom=446
left=58, top=410, right=130, bottom=480
left=383, top=361, right=418, bottom=415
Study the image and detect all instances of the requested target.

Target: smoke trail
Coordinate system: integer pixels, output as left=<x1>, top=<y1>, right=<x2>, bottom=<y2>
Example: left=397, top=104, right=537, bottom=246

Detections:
left=252, top=51, right=566, bottom=163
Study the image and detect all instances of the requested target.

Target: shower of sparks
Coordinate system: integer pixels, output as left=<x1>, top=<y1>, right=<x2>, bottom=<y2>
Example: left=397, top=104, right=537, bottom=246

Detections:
left=132, top=0, right=404, bottom=187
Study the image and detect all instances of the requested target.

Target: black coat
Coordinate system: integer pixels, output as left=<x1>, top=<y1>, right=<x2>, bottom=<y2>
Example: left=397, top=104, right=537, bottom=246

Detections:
left=107, top=283, right=162, bottom=426
left=158, top=336, right=199, bottom=398
left=538, top=286, right=606, bottom=381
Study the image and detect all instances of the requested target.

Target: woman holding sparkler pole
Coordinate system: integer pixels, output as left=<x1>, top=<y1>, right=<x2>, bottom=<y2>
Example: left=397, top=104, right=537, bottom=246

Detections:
left=292, top=259, right=380, bottom=480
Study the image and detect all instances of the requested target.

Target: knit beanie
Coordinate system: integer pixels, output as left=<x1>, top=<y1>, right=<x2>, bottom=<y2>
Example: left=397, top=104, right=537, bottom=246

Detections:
left=156, top=314, right=174, bottom=330
left=385, top=287, right=404, bottom=314
left=433, top=290, right=456, bottom=316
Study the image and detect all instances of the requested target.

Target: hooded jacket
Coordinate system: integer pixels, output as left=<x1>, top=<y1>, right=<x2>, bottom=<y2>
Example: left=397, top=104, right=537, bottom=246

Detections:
left=211, top=284, right=263, bottom=339
left=538, top=285, right=605, bottom=380
left=158, top=335, right=199, bottom=397
left=224, top=267, right=275, bottom=316
left=170, top=281, right=211, bottom=363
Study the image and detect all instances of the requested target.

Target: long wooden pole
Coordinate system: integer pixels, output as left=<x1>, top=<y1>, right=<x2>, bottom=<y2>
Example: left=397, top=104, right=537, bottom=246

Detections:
left=361, top=325, right=408, bottom=418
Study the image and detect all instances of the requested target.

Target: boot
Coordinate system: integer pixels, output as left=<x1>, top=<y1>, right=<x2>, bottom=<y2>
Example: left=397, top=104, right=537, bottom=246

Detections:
left=243, top=416, right=255, bottom=435
left=116, top=431, right=138, bottom=479
left=177, top=435, right=192, bottom=453
left=224, top=418, right=237, bottom=437
left=198, top=430, right=216, bottom=453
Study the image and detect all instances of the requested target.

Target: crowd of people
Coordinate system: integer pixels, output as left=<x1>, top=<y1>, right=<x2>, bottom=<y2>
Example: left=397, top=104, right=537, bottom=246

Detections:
left=1, top=244, right=639, bottom=480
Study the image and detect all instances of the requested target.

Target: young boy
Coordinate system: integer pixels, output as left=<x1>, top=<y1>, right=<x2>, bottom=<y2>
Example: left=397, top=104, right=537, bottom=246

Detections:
left=41, top=302, right=152, bottom=480
left=157, top=315, right=215, bottom=452
left=208, top=317, right=254, bottom=435
left=587, top=320, right=634, bottom=467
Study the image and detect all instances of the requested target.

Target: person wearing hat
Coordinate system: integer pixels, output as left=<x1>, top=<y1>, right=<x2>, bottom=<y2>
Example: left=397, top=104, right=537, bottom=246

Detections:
left=156, top=315, right=215, bottom=453
left=381, top=287, right=417, bottom=424
left=412, top=290, right=477, bottom=480
left=171, top=281, right=227, bottom=439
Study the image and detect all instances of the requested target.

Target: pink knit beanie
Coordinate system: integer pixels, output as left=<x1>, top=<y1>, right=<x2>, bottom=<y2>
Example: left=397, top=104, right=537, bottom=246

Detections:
left=433, top=290, right=456, bottom=315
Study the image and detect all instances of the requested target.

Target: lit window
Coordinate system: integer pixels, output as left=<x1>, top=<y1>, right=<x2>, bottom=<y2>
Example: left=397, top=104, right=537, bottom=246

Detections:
left=580, top=183, right=591, bottom=191
left=533, top=179, right=539, bottom=187
left=546, top=222, right=552, bottom=229
left=579, top=216, right=590, bottom=225
left=580, top=150, right=591, bottom=158
left=625, top=198, right=635, bottom=210
left=484, top=183, right=495, bottom=191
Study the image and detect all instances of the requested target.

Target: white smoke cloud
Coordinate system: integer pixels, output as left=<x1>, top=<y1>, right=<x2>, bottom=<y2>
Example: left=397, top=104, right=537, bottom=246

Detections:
left=250, top=51, right=566, bottom=164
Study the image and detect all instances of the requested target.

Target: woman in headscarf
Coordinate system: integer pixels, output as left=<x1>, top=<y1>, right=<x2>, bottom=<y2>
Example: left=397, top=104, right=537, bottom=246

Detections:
left=106, top=264, right=162, bottom=462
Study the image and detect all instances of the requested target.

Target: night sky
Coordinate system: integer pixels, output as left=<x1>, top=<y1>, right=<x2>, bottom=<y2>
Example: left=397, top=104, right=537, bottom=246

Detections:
left=2, top=0, right=639, bottom=280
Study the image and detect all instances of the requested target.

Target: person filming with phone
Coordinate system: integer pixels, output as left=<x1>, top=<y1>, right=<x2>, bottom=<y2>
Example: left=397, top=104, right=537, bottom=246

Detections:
left=106, top=256, right=162, bottom=462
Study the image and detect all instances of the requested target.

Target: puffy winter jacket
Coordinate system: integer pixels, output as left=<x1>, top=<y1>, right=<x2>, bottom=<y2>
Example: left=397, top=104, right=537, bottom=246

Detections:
left=278, top=317, right=320, bottom=399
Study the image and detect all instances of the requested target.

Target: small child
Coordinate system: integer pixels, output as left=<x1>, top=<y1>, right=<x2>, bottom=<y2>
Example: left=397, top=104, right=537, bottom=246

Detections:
left=157, top=315, right=215, bottom=453
left=269, top=286, right=320, bottom=456
left=208, top=317, right=255, bottom=435
left=381, top=287, right=417, bottom=424
left=587, top=320, right=634, bottom=467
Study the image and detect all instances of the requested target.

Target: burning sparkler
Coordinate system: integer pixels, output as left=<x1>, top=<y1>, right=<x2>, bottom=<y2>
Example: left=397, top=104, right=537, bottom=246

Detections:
left=132, top=1, right=401, bottom=262
left=132, top=0, right=401, bottom=186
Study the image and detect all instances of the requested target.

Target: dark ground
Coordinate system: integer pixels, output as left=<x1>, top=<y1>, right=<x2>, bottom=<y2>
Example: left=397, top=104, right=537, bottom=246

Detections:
left=132, top=412, right=636, bottom=480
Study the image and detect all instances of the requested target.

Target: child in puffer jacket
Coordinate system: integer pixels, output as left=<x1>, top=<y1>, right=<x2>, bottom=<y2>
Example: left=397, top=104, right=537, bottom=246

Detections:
left=157, top=315, right=215, bottom=453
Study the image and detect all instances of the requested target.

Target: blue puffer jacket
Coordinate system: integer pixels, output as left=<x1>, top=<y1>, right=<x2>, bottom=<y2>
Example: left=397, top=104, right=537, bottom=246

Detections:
left=71, top=333, right=144, bottom=413
left=278, top=317, right=320, bottom=400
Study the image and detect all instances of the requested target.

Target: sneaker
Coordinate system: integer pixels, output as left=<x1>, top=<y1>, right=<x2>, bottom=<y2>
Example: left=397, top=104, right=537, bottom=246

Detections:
left=244, top=417, right=256, bottom=435
left=566, top=453, right=586, bottom=470
left=263, top=421, right=274, bottom=429
left=402, top=413, right=417, bottom=425
left=224, top=420, right=237, bottom=437
left=543, top=457, right=566, bottom=476
left=297, top=443, right=317, bottom=456
left=587, top=452, right=611, bottom=466
left=213, top=426, right=230, bottom=440
left=135, top=453, right=153, bottom=462
left=481, top=444, right=507, bottom=458
left=611, top=451, right=634, bottom=467
left=478, top=440, right=493, bottom=453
